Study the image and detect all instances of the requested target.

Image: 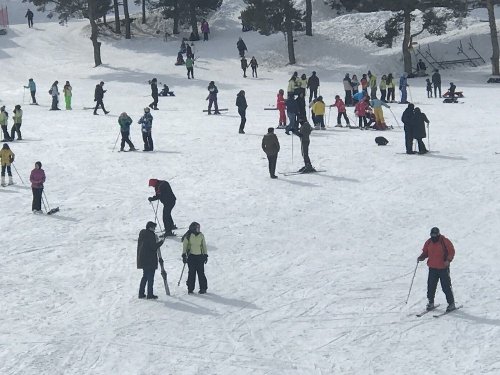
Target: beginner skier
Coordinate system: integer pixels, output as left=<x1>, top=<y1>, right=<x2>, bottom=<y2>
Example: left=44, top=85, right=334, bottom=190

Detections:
left=412, top=107, right=429, bottom=154
left=182, top=222, right=208, bottom=294
left=261, top=127, right=280, bottom=179
left=93, top=81, right=109, bottom=115
left=369, top=97, right=390, bottom=130
left=30, top=161, right=45, bottom=213
left=148, top=178, right=177, bottom=236
left=206, top=81, right=220, bottom=115
left=63, top=81, right=72, bottom=110
left=149, top=78, right=159, bottom=110
left=11, top=105, right=22, bottom=140
left=332, top=95, right=349, bottom=128
left=426, top=79, right=433, bottom=98
left=24, top=78, right=37, bottom=104
left=276, top=89, right=286, bottom=129
left=312, top=96, right=326, bottom=130
left=118, top=112, right=136, bottom=152
left=138, top=107, right=154, bottom=151
left=137, top=221, right=165, bottom=299
left=0, top=143, right=15, bottom=186
left=417, top=227, right=456, bottom=312
left=236, top=90, right=247, bottom=134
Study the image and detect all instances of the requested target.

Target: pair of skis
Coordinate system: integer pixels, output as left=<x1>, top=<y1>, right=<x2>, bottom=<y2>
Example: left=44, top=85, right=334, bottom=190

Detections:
left=415, top=304, right=463, bottom=318
left=279, top=169, right=326, bottom=177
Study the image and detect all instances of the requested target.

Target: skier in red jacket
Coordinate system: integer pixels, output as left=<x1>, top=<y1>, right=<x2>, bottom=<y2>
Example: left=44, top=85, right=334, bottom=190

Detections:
left=417, top=227, right=456, bottom=312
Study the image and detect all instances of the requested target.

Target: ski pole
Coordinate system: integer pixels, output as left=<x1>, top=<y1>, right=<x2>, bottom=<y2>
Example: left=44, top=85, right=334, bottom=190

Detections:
left=112, top=130, right=121, bottom=152
left=291, top=129, right=294, bottom=164
left=405, top=261, right=419, bottom=304
left=150, top=200, right=163, bottom=232
left=388, top=108, right=402, bottom=129
left=408, top=85, right=413, bottom=103
left=42, top=190, right=53, bottom=211
left=177, top=263, right=186, bottom=286
left=427, top=123, right=430, bottom=151
left=327, top=106, right=331, bottom=127
left=12, top=163, right=25, bottom=185
left=22, top=87, right=26, bottom=104
left=41, top=194, right=48, bottom=213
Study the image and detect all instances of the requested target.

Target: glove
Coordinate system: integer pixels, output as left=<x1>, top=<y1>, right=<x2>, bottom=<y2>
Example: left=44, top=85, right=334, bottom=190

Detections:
left=182, top=254, right=187, bottom=264
left=444, top=260, right=450, bottom=267
left=417, top=255, right=425, bottom=262
left=148, top=197, right=154, bottom=202
left=203, top=254, right=208, bottom=264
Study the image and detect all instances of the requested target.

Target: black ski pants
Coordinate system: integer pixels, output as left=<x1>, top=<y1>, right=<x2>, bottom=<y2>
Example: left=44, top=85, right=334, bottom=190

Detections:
left=51, top=96, right=59, bottom=110
left=316, top=115, right=325, bottom=128
left=416, top=138, right=427, bottom=154
left=380, top=89, right=387, bottom=102
left=404, top=125, right=413, bottom=153
left=10, top=123, right=21, bottom=140
left=238, top=108, right=246, bottom=131
left=252, top=66, right=257, bottom=78
left=345, top=90, right=352, bottom=106
left=30, top=90, right=37, bottom=104
left=337, top=112, right=349, bottom=125
left=28, top=17, right=33, bottom=28
left=267, top=154, right=277, bottom=177
left=139, top=268, right=155, bottom=297
left=186, top=254, right=207, bottom=292
left=387, top=88, right=395, bottom=102
left=434, top=84, right=442, bottom=98
left=150, top=95, right=158, bottom=109
left=187, top=67, right=194, bottom=79
left=32, top=187, right=43, bottom=211
left=309, top=88, right=318, bottom=103
left=1, top=165, right=12, bottom=177
left=142, top=131, right=153, bottom=151
left=301, top=139, right=311, bottom=166
left=358, top=116, right=368, bottom=127
left=427, top=267, right=454, bottom=304
left=94, top=99, right=107, bottom=114
left=162, top=200, right=176, bottom=232
left=120, top=130, right=135, bottom=150
left=1, top=125, right=10, bottom=140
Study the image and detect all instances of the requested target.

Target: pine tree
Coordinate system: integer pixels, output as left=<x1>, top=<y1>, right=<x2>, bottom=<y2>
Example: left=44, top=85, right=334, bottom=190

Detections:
left=25, top=0, right=112, bottom=66
left=241, top=0, right=303, bottom=64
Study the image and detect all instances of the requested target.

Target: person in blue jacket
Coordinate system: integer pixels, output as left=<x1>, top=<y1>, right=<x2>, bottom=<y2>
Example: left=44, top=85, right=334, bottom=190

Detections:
left=24, top=78, right=37, bottom=105
left=399, top=72, right=409, bottom=104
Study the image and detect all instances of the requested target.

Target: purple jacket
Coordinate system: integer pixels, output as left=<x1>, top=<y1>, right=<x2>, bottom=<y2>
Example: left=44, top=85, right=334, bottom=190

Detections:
left=30, top=168, right=46, bottom=188
left=201, top=22, right=210, bottom=33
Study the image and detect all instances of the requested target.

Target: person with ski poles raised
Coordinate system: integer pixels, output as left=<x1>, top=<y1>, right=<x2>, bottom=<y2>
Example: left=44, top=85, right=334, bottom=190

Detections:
left=181, top=222, right=208, bottom=294
left=417, top=227, right=456, bottom=312
left=148, top=178, right=177, bottom=237
left=137, top=221, right=165, bottom=299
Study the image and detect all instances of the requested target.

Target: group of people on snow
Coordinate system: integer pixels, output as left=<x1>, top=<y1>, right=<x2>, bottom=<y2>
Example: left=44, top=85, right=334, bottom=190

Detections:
left=0, top=105, right=23, bottom=142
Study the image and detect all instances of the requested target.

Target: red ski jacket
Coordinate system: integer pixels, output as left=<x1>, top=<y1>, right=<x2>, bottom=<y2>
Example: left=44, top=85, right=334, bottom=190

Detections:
left=419, top=235, right=455, bottom=269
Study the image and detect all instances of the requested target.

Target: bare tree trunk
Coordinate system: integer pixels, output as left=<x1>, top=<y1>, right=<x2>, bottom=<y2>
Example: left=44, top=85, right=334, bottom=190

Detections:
left=284, top=0, right=295, bottom=65
left=173, top=0, right=179, bottom=34
left=486, top=0, right=500, bottom=75
left=113, top=0, right=121, bottom=34
left=142, top=0, right=146, bottom=24
left=402, top=10, right=412, bottom=75
left=189, top=0, right=199, bottom=40
left=103, top=13, right=107, bottom=25
left=305, top=0, right=312, bottom=36
left=123, top=0, right=131, bottom=39
left=88, top=0, right=103, bottom=66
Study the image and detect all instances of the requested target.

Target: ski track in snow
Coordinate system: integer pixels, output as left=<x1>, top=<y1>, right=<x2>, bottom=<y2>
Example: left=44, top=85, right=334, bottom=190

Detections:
left=2, top=1, right=500, bottom=374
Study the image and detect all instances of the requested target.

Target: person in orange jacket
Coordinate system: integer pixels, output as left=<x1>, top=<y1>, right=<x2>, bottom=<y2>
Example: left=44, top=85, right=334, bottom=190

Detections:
left=417, top=227, right=456, bottom=312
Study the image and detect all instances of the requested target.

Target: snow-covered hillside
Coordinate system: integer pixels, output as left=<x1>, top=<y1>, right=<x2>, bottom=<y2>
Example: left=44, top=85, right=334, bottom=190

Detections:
left=1, top=1, right=500, bottom=374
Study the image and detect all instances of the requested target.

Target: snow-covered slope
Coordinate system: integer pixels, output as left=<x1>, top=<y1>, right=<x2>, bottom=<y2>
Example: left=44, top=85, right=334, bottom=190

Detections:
left=1, top=1, right=500, bottom=374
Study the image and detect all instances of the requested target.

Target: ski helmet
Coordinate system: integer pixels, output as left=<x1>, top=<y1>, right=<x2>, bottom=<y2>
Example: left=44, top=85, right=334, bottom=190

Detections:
left=430, top=227, right=440, bottom=237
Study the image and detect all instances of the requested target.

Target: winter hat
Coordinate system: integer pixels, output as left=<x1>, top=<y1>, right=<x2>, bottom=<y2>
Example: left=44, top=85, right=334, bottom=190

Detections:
left=152, top=78, right=157, bottom=82
left=335, top=95, right=340, bottom=100
left=146, top=221, right=157, bottom=230
left=317, top=96, right=323, bottom=101
left=267, top=127, right=274, bottom=133
left=2, top=143, right=9, bottom=149
left=15, top=105, right=21, bottom=110
left=430, top=227, right=440, bottom=237
left=148, top=178, right=158, bottom=187
left=100, top=81, right=105, bottom=85
left=144, top=107, right=150, bottom=113
left=35, top=161, right=42, bottom=168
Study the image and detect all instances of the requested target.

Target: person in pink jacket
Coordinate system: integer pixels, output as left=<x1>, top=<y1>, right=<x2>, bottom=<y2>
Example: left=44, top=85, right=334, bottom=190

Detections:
left=201, top=19, right=210, bottom=41
left=333, top=95, right=350, bottom=128
left=30, top=161, right=46, bottom=213
left=355, top=96, right=370, bottom=129
left=276, top=89, right=286, bottom=128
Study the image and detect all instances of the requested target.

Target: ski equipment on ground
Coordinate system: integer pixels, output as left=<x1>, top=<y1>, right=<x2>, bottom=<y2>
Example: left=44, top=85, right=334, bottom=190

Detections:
left=157, top=248, right=170, bottom=296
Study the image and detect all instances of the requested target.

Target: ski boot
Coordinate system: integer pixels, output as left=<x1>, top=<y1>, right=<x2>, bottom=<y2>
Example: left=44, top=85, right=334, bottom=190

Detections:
left=426, top=301, right=435, bottom=311
left=8, top=176, right=13, bottom=185
left=146, top=295, right=158, bottom=300
left=1, top=176, right=5, bottom=187
left=446, top=303, right=456, bottom=312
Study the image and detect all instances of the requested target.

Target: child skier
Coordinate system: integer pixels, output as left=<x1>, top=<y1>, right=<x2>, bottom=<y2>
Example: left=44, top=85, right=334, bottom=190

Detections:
left=0, top=143, right=15, bottom=186
left=186, top=56, right=194, bottom=79
left=333, top=95, right=350, bottom=128
left=138, top=107, right=154, bottom=152
left=311, top=96, right=326, bottom=130
left=11, top=105, right=23, bottom=141
left=277, top=89, right=286, bottom=128
left=426, top=79, right=433, bottom=98
left=355, top=96, right=370, bottom=129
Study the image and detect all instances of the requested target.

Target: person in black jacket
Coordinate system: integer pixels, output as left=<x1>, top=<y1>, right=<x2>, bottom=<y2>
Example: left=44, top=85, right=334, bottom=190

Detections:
left=93, top=81, right=109, bottom=115
left=237, top=37, right=247, bottom=57
left=241, top=57, right=248, bottom=78
left=285, top=96, right=298, bottom=135
left=307, top=71, right=320, bottom=102
left=295, top=92, right=307, bottom=123
left=148, top=179, right=177, bottom=236
left=432, top=70, right=442, bottom=98
left=25, top=9, right=34, bottom=28
left=149, top=78, right=159, bottom=110
left=236, top=90, right=247, bottom=134
left=401, top=103, right=415, bottom=154
left=137, top=221, right=164, bottom=299
left=412, top=107, right=429, bottom=154
left=298, top=120, right=313, bottom=172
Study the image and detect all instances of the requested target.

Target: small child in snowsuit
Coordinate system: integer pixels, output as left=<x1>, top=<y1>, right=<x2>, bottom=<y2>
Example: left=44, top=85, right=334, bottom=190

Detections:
left=333, top=95, right=350, bottom=127
left=0, top=143, right=15, bottom=186
left=276, top=89, right=286, bottom=128
left=426, top=79, right=433, bottom=98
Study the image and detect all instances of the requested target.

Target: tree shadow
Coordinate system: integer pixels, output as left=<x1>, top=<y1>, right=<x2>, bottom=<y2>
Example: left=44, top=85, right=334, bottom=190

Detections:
left=202, top=293, right=260, bottom=310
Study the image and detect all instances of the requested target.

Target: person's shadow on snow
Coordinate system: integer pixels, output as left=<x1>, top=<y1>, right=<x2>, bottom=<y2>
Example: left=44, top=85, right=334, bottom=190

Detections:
left=202, top=293, right=260, bottom=310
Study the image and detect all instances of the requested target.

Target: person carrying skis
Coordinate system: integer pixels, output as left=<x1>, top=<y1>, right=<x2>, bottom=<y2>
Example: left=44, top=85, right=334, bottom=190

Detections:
left=250, top=57, right=258, bottom=78
left=30, top=161, right=45, bottom=213
left=206, top=81, right=220, bottom=115
left=237, top=37, right=247, bottom=57
left=355, top=96, right=370, bottom=129
left=138, top=107, right=154, bottom=151
left=149, top=78, right=159, bottom=110
left=63, top=81, right=72, bottom=110
left=241, top=57, right=248, bottom=78
left=186, top=56, right=194, bottom=79
left=93, top=81, right=109, bottom=115
left=412, top=107, right=429, bottom=154
left=276, top=89, right=286, bottom=129
left=307, top=71, right=319, bottom=103
left=426, top=79, right=433, bottom=98
left=0, top=106, right=9, bottom=141
left=137, top=221, right=165, bottom=300
left=262, top=127, right=280, bottom=179
left=432, top=70, right=442, bottom=98
left=399, top=72, right=409, bottom=104
left=24, top=78, right=37, bottom=105
left=236, top=90, right=247, bottom=134
left=118, top=112, right=136, bottom=152
left=312, top=96, right=326, bottom=130
left=182, top=222, right=208, bottom=294
left=401, top=103, right=415, bottom=154
left=333, top=95, right=349, bottom=128
left=49, top=81, right=60, bottom=110
left=25, top=9, right=34, bottom=28
left=201, top=19, right=210, bottom=41
left=369, top=97, right=390, bottom=130
left=10, top=105, right=22, bottom=141
left=0, top=143, right=15, bottom=186
left=148, top=178, right=177, bottom=236
left=343, top=73, right=353, bottom=106
left=417, top=227, right=456, bottom=312
left=368, top=71, right=377, bottom=99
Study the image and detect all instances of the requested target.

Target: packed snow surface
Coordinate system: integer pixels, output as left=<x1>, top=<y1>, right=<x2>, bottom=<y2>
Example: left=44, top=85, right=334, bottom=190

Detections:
left=1, top=1, right=500, bottom=374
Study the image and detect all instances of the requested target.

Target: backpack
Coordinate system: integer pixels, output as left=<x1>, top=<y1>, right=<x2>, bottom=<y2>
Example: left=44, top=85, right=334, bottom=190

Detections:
left=375, top=136, right=389, bottom=146
left=48, top=89, right=53, bottom=95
